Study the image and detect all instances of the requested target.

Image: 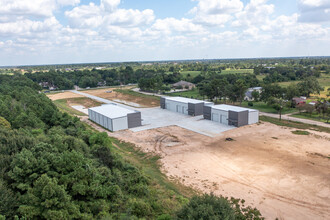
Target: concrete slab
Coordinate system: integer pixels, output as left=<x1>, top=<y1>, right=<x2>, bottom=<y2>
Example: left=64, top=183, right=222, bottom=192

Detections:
left=130, top=107, right=235, bottom=137
left=71, top=105, right=88, bottom=114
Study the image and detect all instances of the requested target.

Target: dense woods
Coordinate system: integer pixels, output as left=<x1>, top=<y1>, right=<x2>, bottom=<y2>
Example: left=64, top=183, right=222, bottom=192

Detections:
left=0, top=75, right=264, bottom=219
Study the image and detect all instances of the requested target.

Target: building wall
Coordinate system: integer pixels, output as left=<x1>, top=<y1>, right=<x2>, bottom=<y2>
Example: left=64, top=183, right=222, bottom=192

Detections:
left=248, top=111, right=259, bottom=124
left=228, top=110, right=249, bottom=127
left=211, top=108, right=229, bottom=125
left=160, top=97, right=166, bottom=109
left=165, top=99, right=188, bottom=115
left=127, top=112, right=142, bottom=128
left=112, top=117, right=128, bottom=131
left=203, top=106, right=212, bottom=120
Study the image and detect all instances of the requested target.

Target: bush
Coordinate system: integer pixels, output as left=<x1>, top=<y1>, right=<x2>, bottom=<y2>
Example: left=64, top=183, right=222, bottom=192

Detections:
left=248, top=102, right=254, bottom=107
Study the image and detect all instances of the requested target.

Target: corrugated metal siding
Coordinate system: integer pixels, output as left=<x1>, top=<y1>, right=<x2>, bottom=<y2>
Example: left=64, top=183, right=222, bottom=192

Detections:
left=127, top=112, right=142, bottom=128
left=203, top=106, right=212, bottom=120
left=160, top=97, right=166, bottom=109
left=112, top=117, right=128, bottom=131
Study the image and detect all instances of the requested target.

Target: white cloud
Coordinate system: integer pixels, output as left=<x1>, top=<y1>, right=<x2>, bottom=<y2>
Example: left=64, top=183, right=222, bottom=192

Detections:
left=232, top=0, right=274, bottom=27
left=152, top=18, right=205, bottom=34
left=298, top=0, right=330, bottom=22
left=0, top=16, right=61, bottom=37
left=65, top=1, right=155, bottom=29
left=190, top=0, right=243, bottom=26
left=0, top=0, right=80, bottom=19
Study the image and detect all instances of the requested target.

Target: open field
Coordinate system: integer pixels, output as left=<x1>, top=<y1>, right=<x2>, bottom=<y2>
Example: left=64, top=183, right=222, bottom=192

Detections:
left=84, top=119, right=330, bottom=220
left=241, top=101, right=298, bottom=114
left=166, top=89, right=202, bottom=99
left=180, top=71, right=201, bottom=78
left=47, top=91, right=84, bottom=100
left=83, top=87, right=160, bottom=107
left=290, top=112, right=328, bottom=123
left=53, top=97, right=103, bottom=116
left=221, top=68, right=254, bottom=74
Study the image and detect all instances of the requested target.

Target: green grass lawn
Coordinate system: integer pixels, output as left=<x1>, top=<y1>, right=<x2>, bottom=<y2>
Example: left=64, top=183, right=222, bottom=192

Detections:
left=53, top=99, right=86, bottom=116
left=180, top=71, right=201, bottom=78
left=165, top=89, right=203, bottom=99
left=260, top=115, right=330, bottom=133
left=241, top=101, right=298, bottom=114
left=114, top=89, right=160, bottom=101
left=277, top=73, right=330, bottom=88
left=221, top=69, right=254, bottom=75
left=290, top=112, right=328, bottom=123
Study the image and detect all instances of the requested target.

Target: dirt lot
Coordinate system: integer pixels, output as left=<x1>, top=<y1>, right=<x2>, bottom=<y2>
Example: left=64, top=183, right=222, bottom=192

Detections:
left=82, top=117, right=330, bottom=220
left=83, top=87, right=159, bottom=107
left=47, top=91, right=84, bottom=101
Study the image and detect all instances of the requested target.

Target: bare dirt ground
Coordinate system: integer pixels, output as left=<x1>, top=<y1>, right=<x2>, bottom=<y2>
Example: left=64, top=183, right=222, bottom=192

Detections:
left=47, top=91, right=84, bottom=101
left=81, top=117, right=330, bottom=220
left=83, top=87, right=159, bottom=108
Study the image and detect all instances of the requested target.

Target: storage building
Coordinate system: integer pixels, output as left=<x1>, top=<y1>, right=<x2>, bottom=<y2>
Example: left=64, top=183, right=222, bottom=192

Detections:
left=204, top=104, right=259, bottom=127
left=160, top=97, right=213, bottom=116
left=88, top=104, right=141, bottom=131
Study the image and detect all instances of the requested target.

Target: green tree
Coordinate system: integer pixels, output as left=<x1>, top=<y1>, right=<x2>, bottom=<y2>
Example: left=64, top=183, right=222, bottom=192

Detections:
left=18, top=174, right=80, bottom=219
left=0, top=116, right=11, bottom=129
left=297, top=77, right=323, bottom=97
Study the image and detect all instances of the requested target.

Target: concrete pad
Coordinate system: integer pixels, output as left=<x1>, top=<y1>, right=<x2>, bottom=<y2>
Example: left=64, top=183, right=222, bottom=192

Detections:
left=71, top=105, right=88, bottom=114
left=130, top=107, right=235, bottom=137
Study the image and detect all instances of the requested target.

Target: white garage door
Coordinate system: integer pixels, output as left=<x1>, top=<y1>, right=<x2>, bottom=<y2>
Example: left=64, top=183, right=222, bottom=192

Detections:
left=221, top=115, right=228, bottom=125
left=212, top=113, right=219, bottom=122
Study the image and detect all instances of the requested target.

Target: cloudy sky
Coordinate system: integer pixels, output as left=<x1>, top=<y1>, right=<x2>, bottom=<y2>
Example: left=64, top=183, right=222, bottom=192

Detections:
left=0, top=0, right=329, bottom=66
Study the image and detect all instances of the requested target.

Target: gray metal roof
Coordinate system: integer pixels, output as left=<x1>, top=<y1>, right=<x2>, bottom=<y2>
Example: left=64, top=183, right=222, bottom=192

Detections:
left=89, top=104, right=137, bottom=119
left=164, top=96, right=212, bottom=104
left=212, top=104, right=258, bottom=112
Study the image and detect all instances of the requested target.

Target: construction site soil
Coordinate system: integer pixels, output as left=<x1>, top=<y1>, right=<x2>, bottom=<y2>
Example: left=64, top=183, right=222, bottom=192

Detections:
left=81, top=117, right=330, bottom=220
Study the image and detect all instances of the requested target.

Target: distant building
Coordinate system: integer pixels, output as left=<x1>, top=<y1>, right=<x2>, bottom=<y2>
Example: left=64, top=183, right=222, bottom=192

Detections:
left=204, top=104, right=259, bottom=127
left=292, top=97, right=307, bottom=106
left=244, top=87, right=262, bottom=101
left=172, top=81, right=195, bottom=90
left=160, top=97, right=213, bottom=116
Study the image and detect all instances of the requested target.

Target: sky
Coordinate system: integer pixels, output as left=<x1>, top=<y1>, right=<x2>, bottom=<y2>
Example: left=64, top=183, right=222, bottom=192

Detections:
left=0, top=0, right=329, bottom=66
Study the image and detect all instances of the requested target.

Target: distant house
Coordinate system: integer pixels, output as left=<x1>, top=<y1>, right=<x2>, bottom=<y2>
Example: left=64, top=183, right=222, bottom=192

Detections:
left=309, top=101, right=318, bottom=106
left=172, top=81, right=195, bottom=90
left=292, top=97, right=306, bottom=106
left=244, top=87, right=262, bottom=101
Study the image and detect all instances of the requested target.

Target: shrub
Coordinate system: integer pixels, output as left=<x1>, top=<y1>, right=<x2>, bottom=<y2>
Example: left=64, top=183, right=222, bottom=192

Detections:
left=248, top=102, right=254, bottom=107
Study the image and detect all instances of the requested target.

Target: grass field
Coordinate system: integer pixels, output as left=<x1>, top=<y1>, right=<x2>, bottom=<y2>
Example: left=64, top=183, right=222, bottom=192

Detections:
left=241, top=101, right=298, bottom=114
left=54, top=99, right=86, bottom=116
left=54, top=97, right=103, bottom=116
left=114, top=89, right=160, bottom=101
left=221, top=68, right=254, bottom=74
left=291, top=112, right=328, bottom=123
left=260, top=115, right=330, bottom=133
left=165, top=89, right=203, bottom=99
left=180, top=71, right=201, bottom=78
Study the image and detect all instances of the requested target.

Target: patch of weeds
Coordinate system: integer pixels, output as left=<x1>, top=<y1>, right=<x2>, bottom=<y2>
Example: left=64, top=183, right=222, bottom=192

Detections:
left=291, top=130, right=310, bottom=135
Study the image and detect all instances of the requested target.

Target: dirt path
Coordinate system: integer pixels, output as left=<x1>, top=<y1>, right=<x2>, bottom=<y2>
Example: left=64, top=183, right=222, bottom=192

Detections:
left=96, top=122, right=330, bottom=220
left=260, top=112, right=330, bottom=128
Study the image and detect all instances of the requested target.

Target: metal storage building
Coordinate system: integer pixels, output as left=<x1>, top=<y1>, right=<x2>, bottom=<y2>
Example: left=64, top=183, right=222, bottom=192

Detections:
left=160, top=97, right=213, bottom=116
left=88, top=104, right=141, bottom=131
left=204, top=104, right=259, bottom=127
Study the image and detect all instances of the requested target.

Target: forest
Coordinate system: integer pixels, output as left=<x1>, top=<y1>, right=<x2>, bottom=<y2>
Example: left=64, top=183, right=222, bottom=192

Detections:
left=0, top=75, right=263, bottom=219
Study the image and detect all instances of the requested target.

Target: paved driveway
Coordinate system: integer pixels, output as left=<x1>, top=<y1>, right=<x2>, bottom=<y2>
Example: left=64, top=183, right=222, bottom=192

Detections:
left=133, top=107, right=234, bottom=137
